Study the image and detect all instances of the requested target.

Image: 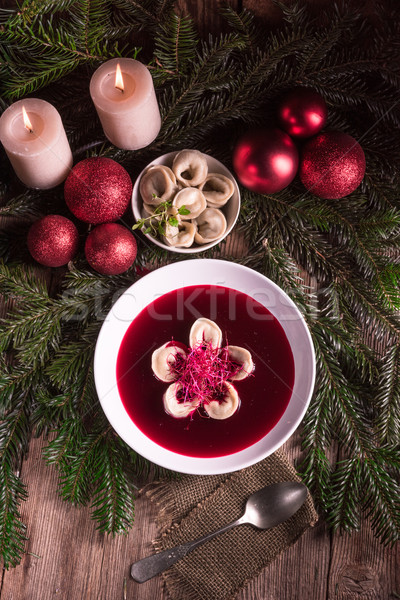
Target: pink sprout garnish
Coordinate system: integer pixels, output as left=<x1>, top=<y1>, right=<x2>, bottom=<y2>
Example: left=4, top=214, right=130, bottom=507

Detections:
left=171, top=341, right=242, bottom=408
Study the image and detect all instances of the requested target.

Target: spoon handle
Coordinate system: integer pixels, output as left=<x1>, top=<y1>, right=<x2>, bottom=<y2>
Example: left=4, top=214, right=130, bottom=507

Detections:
left=131, top=514, right=247, bottom=583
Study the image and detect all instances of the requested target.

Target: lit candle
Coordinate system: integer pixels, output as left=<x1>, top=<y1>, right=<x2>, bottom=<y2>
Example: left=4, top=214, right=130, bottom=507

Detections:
left=90, top=58, right=161, bottom=151
left=0, top=98, right=73, bottom=189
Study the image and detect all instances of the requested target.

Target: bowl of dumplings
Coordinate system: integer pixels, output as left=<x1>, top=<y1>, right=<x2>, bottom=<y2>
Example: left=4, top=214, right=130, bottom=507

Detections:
left=131, top=149, right=241, bottom=253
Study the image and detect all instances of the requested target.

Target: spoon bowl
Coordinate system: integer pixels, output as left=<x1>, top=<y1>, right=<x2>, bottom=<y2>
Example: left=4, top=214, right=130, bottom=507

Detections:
left=244, top=481, right=308, bottom=529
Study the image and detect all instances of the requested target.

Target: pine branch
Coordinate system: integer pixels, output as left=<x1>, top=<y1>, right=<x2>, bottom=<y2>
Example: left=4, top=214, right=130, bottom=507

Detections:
left=0, top=398, right=31, bottom=474
left=0, top=3, right=134, bottom=100
left=0, top=461, right=27, bottom=569
left=0, top=192, right=48, bottom=219
left=239, top=187, right=338, bottom=280
left=90, top=436, right=136, bottom=534
left=337, top=278, right=400, bottom=343
left=361, top=449, right=400, bottom=544
left=240, top=242, right=315, bottom=318
left=45, top=339, right=95, bottom=389
left=32, top=343, right=96, bottom=435
left=58, top=424, right=110, bottom=505
left=0, top=262, right=117, bottom=367
left=6, top=0, right=78, bottom=20
left=313, top=312, right=377, bottom=385
left=0, top=363, right=41, bottom=419
left=300, top=323, right=338, bottom=511
left=328, top=456, right=362, bottom=532
left=302, top=313, right=400, bottom=542
left=32, top=391, right=76, bottom=436
left=155, top=13, right=198, bottom=76
left=220, top=7, right=257, bottom=49
left=0, top=262, right=49, bottom=304
left=110, top=0, right=175, bottom=33
left=0, top=396, right=31, bottom=568
left=299, top=446, right=332, bottom=512
left=374, top=344, right=400, bottom=445
left=42, top=417, right=84, bottom=470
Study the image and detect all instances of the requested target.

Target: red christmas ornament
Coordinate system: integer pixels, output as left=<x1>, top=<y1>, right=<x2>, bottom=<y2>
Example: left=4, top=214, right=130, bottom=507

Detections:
left=300, top=131, right=366, bottom=199
left=85, top=223, right=137, bottom=275
left=233, top=128, right=299, bottom=194
left=278, top=88, right=327, bottom=138
left=27, top=215, right=79, bottom=267
left=64, top=157, right=132, bottom=224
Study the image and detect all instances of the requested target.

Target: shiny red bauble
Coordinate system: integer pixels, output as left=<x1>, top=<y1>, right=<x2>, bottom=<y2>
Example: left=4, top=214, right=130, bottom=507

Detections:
left=27, top=215, right=79, bottom=267
left=64, top=157, right=132, bottom=224
left=233, top=128, right=299, bottom=194
left=85, top=223, right=137, bottom=275
left=300, top=131, right=366, bottom=199
left=278, top=88, right=327, bottom=138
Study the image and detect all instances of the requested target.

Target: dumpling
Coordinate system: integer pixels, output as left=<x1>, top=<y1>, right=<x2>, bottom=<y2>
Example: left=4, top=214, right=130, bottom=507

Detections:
left=151, top=342, right=187, bottom=382
left=140, top=165, right=177, bottom=205
left=142, top=202, right=154, bottom=216
left=163, top=382, right=200, bottom=418
left=189, top=318, right=222, bottom=349
left=163, top=220, right=196, bottom=248
left=172, top=149, right=208, bottom=187
left=204, top=382, right=239, bottom=420
left=226, top=345, right=254, bottom=381
left=172, top=187, right=207, bottom=220
left=194, top=208, right=227, bottom=245
left=199, top=173, right=235, bottom=208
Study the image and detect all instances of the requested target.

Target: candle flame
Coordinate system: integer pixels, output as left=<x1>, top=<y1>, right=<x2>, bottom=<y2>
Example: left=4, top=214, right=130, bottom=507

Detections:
left=22, top=105, right=33, bottom=132
left=115, top=63, right=124, bottom=92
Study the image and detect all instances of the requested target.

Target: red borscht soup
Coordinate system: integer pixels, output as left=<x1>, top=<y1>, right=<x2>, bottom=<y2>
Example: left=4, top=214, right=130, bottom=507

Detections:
left=116, top=285, right=294, bottom=457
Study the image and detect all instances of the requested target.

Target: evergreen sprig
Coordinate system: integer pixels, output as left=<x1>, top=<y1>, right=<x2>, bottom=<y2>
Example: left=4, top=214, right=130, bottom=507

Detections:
left=0, top=0, right=400, bottom=567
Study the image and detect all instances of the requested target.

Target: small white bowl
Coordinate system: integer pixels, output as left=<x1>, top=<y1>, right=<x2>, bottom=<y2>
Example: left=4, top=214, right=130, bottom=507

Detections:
left=131, top=151, right=240, bottom=253
left=94, top=259, right=316, bottom=475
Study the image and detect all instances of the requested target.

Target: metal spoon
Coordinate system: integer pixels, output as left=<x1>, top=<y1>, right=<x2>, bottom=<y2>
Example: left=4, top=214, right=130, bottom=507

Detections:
left=131, top=480, right=307, bottom=583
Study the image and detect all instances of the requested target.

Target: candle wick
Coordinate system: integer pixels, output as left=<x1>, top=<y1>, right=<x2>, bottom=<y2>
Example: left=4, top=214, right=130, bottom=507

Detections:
left=116, top=86, right=124, bottom=93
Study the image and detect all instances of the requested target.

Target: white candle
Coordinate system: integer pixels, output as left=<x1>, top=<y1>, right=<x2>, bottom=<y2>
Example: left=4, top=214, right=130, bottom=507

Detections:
left=90, top=58, right=161, bottom=151
left=0, top=98, right=73, bottom=189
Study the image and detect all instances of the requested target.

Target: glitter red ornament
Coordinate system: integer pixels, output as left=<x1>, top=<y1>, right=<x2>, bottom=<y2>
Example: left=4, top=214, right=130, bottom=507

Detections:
left=233, top=128, right=299, bottom=194
left=27, top=215, right=79, bottom=267
left=64, top=157, right=132, bottom=224
left=85, top=223, right=137, bottom=275
left=278, top=88, right=327, bottom=138
left=299, top=131, right=366, bottom=199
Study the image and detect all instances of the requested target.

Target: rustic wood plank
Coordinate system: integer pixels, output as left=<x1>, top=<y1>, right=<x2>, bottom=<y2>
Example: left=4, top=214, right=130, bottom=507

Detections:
left=176, top=0, right=239, bottom=36
left=328, top=521, right=400, bottom=600
left=242, top=0, right=387, bottom=24
left=0, top=436, right=163, bottom=600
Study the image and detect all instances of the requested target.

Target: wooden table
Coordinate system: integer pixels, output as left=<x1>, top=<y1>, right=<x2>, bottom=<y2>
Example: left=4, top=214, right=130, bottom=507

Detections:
left=1, top=1, right=399, bottom=599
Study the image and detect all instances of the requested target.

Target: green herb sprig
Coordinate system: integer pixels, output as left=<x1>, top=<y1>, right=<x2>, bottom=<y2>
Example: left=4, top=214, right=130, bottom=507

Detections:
left=133, top=195, right=190, bottom=238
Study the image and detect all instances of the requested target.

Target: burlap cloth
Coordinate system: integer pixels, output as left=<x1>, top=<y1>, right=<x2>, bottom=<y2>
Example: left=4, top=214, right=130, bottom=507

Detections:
left=141, top=449, right=318, bottom=600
